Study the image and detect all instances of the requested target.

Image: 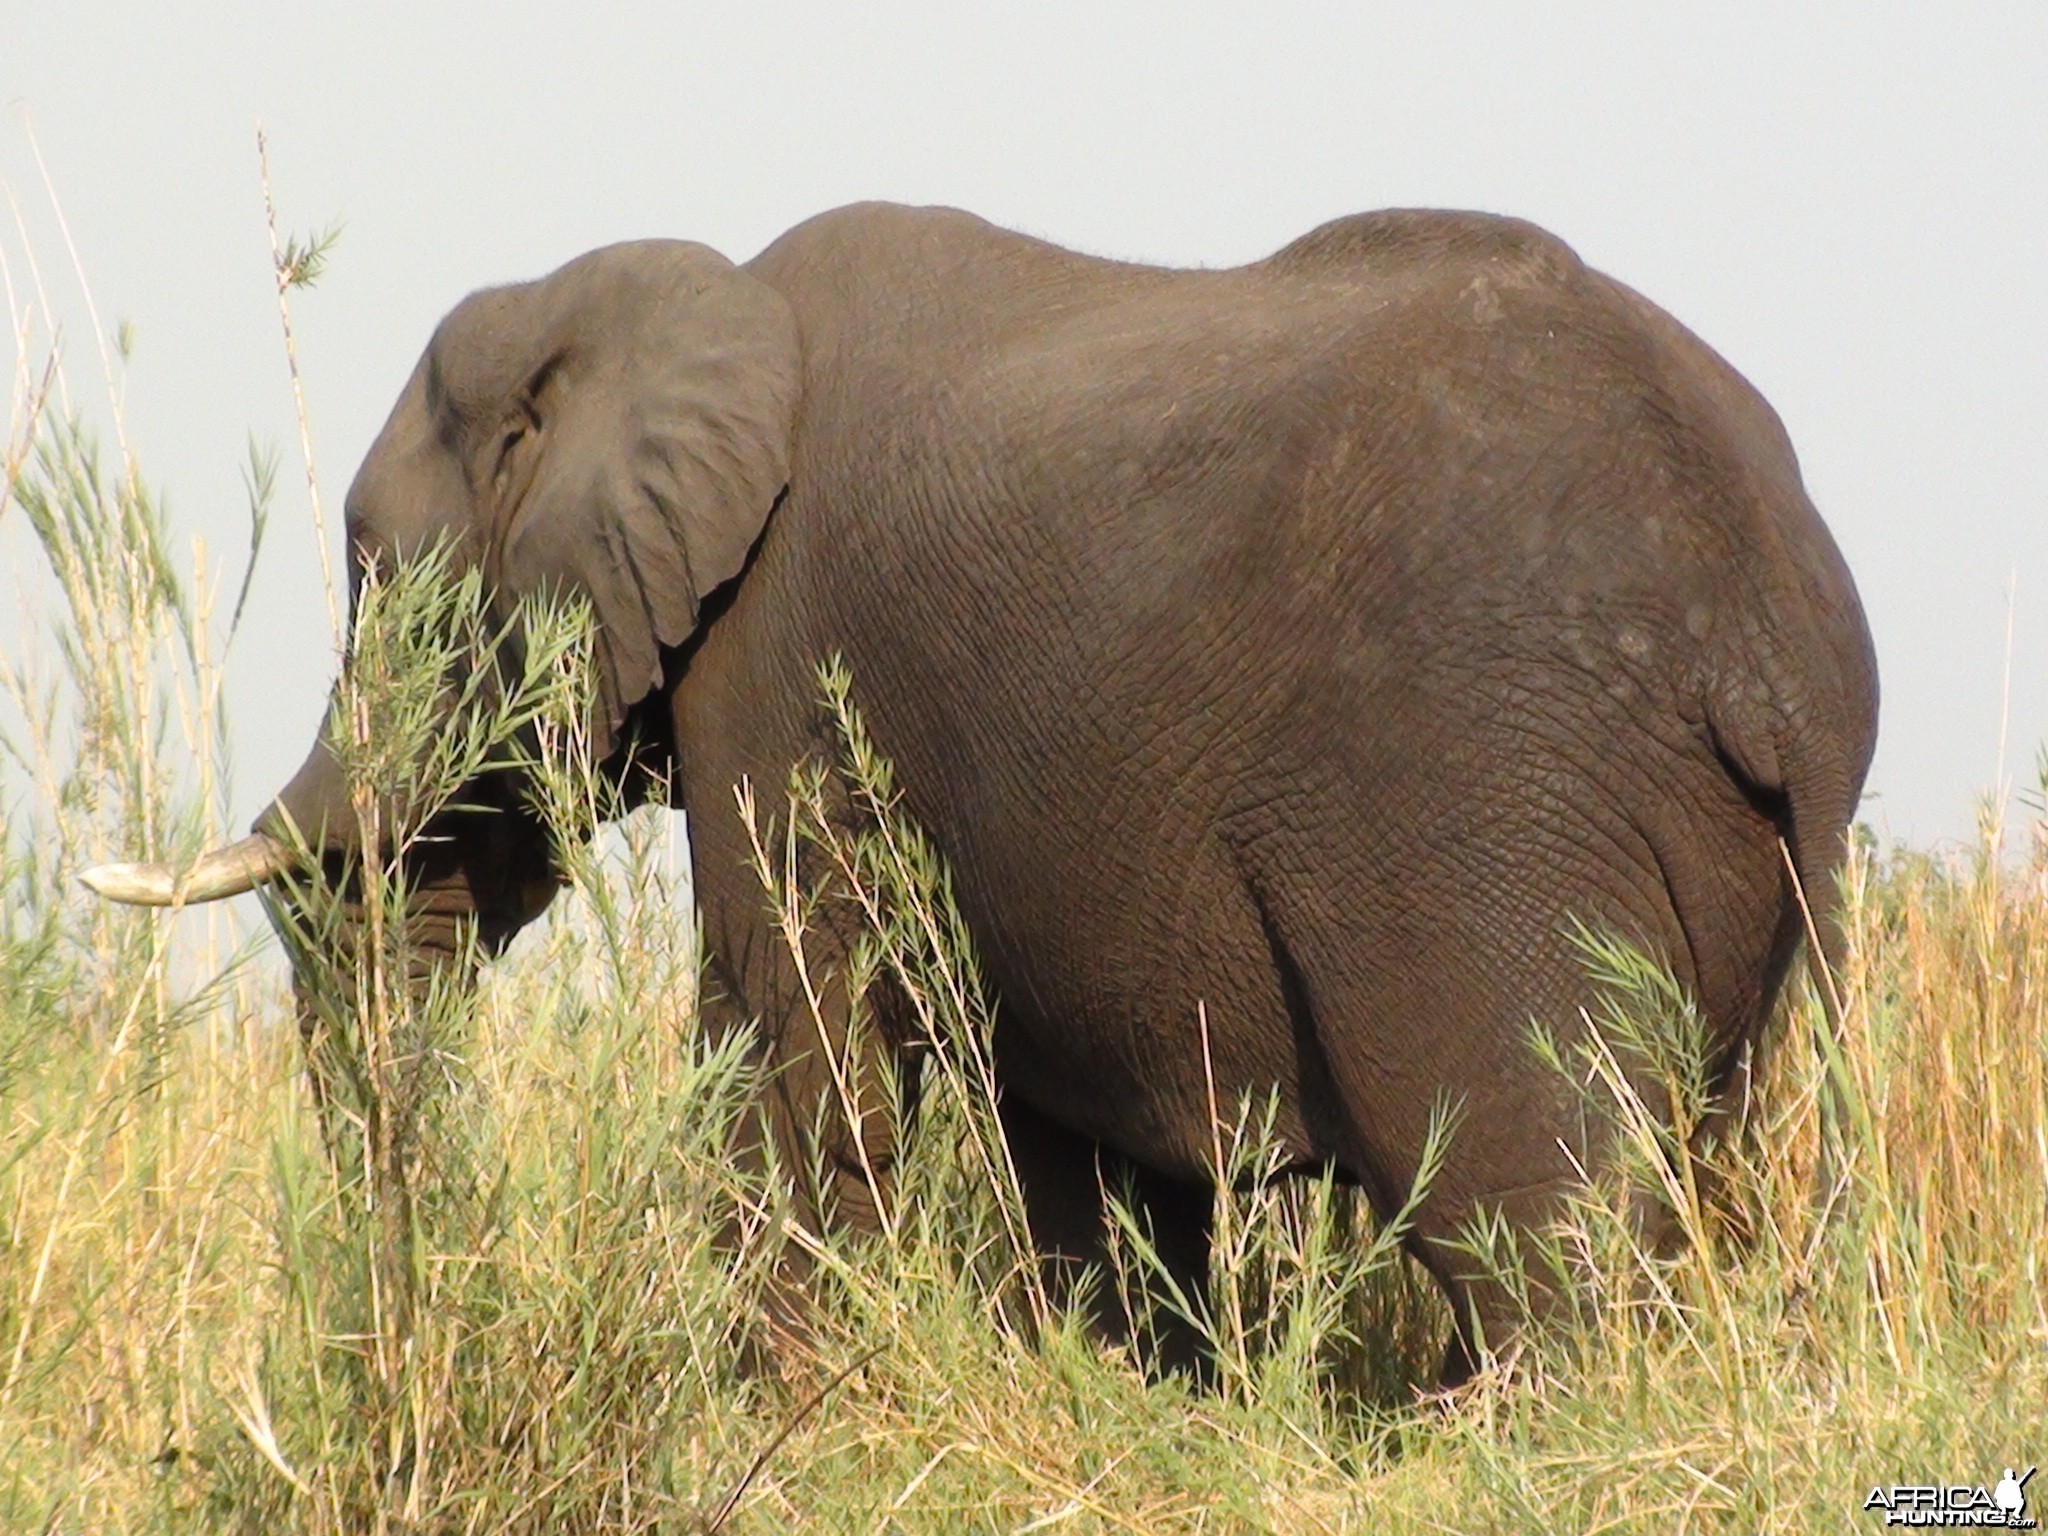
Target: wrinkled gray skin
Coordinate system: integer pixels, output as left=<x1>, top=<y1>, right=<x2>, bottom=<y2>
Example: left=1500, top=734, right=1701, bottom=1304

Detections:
left=258, top=203, right=1878, bottom=1382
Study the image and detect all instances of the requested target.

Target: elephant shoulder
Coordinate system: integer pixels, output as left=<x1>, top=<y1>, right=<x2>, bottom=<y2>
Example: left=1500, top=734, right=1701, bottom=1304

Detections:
left=1260, top=209, right=1584, bottom=289
left=748, top=202, right=1095, bottom=290
left=757, top=200, right=998, bottom=251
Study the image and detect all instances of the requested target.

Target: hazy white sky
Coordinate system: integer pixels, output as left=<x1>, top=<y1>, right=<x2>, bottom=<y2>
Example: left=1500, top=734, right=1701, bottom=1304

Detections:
left=4, top=3, right=2044, bottom=847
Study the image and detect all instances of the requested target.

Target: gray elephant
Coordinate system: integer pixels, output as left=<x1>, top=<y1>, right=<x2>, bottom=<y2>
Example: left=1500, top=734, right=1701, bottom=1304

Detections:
left=86, top=202, right=1878, bottom=1381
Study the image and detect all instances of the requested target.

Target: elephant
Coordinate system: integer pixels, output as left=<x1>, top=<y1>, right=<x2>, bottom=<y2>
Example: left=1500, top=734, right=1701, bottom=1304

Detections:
left=84, top=201, right=1879, bottom=1382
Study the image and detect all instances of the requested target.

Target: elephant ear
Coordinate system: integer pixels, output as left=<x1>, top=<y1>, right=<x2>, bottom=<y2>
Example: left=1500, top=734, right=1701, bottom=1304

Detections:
left=483, top=239, right=801, bottom=749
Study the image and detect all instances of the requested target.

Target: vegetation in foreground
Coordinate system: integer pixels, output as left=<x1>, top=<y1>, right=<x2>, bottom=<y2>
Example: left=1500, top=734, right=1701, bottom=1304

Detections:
left=2, top=257, right=2044, bottom=1536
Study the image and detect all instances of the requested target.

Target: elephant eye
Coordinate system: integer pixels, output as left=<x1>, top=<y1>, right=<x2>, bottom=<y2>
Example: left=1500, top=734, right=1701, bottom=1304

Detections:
left=490, top=402, right=542, bottom=492
left=490, top=428, right=523, bottom=490
left=489, top=352, right=560, bottom=496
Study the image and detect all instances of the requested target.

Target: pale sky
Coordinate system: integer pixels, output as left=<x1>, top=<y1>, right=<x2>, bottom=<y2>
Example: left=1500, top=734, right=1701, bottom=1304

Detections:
left=4, top=3, right=2045, bottom=848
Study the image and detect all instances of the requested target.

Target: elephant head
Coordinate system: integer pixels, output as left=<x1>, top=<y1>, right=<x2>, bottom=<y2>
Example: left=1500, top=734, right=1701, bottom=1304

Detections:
left=83, top=238, right=802, bottom=979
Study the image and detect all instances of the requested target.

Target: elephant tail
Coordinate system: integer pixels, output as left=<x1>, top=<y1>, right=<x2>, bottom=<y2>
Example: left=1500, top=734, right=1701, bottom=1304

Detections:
left=1780, top=747, right=1860, bottom=1031
left=1705, top=656, right=1876, bottom=1028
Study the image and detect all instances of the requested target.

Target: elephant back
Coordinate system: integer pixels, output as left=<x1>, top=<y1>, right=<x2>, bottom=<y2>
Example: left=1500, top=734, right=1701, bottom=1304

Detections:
left=1261, top=208, right=1584, bottom=289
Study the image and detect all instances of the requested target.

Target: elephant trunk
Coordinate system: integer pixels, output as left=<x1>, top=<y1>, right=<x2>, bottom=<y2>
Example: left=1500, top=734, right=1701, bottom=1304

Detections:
left=85, top=714, right=561, bottom=1029
left=255, top=731, right=556, bottom=1162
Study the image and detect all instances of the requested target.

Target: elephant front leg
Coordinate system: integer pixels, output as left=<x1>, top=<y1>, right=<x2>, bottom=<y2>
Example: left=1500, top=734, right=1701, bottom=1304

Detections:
left=693, top=952, right=930, bottom=1379
left=700, top=924, right=928, bottom=1244
left=766, top=983, right=926, bottom=1240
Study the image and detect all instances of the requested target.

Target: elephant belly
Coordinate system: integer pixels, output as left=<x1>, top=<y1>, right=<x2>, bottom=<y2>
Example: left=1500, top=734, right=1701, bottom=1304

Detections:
left=952, top=815, right=1330, bottom=1186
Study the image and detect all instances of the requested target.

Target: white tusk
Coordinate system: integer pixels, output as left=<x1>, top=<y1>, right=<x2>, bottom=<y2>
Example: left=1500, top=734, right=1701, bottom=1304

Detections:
left=79, top=833, right=297, bottom=907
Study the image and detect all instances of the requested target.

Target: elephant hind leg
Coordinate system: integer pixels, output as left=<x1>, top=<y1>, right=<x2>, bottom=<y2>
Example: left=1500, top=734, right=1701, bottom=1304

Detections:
left=1404, top=1183, right=1570, bottom=1388
left=998, top=1093, right=1213, bottom=1379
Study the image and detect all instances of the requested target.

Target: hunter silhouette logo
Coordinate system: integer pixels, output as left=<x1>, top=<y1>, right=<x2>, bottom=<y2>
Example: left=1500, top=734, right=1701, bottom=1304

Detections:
left=1863, top=1466, right=2036, bottom=1527
left=2000, top=1473, right=2035, bottom=1519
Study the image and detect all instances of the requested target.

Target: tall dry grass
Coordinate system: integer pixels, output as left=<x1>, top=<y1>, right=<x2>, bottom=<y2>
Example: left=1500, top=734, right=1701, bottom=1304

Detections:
left=2, top=208, right=2042, bottom=1532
